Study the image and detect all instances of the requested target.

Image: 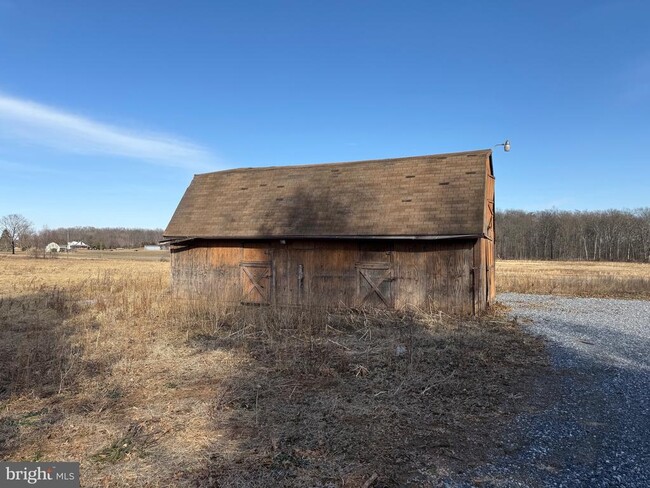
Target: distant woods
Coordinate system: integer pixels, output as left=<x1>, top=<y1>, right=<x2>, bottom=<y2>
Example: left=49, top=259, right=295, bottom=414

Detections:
left=0, top=213, right=164, bottom=251
left=4, top=210, right=650, bottom=261
left=35, top=226, right=164, bottom=250
left=497, top=209, right=650, bottom=262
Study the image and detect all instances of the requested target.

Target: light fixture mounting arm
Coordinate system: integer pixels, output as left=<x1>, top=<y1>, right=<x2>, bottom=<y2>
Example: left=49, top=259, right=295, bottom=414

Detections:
left=494, top=139, right=510, bottom=152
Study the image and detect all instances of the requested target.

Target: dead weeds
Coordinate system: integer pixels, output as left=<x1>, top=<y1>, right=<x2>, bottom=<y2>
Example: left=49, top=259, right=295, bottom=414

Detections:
left=0, top=256, right=548, bottom=487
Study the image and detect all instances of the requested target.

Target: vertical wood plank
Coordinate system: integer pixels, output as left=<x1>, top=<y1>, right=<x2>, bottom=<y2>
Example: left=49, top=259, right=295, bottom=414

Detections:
left=394, top=241, right=426, bottom=310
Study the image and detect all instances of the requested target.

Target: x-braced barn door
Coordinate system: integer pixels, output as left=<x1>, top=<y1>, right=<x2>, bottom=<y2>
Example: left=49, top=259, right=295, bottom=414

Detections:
left=356, top=262, right=393, bottom=309
left=240, top=261, right=273, bottom=305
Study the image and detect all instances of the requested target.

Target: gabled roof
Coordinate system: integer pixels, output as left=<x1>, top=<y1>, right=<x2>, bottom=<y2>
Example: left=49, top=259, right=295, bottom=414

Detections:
left=164, top=149, right=492, bottom=239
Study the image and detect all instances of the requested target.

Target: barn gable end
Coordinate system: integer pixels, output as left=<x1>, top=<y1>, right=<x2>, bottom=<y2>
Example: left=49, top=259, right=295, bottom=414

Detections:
left=164, top=150, right=496, bottom=315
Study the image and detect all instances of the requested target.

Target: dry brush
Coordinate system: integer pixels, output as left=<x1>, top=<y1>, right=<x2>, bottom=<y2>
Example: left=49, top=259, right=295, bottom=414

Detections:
left=0, top=256, right=547, bottom=487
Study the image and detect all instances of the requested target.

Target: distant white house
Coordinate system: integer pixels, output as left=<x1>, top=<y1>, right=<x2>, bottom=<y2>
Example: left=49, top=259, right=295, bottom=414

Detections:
left=144, top=244, right=170, bottom=251
left=45, top=242, right=61, bottom=253
left=67, top=241, right=90, bottom=250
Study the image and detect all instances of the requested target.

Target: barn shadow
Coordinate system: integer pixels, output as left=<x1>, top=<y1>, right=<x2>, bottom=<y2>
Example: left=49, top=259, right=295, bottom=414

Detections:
left=184, top=308, right=549, bottom=487
left=256, top=186, right=355, bottom=237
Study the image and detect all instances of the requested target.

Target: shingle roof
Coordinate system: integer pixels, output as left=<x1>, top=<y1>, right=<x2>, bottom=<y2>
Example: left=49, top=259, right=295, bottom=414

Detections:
left=164, top=150, right=492, bottom=239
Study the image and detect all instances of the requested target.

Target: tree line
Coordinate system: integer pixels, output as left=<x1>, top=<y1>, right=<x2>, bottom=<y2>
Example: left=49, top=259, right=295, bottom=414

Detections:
left=496, top=208, right=650, bottom=262
left=37, top=226, right=165, bottom=250
left=4, top=210, right=650, bottom=262
left=1, top=214, right=164, bottom=253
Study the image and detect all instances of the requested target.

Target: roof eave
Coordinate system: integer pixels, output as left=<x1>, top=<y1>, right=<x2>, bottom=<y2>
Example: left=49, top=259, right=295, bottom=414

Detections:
left=162, top=233, right=484, bottom=243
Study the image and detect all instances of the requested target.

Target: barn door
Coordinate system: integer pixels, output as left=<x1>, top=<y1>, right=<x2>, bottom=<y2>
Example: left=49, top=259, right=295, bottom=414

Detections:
left=356, top=262, right=393, bottom=309
left=240, top=261, right=273, bottom=305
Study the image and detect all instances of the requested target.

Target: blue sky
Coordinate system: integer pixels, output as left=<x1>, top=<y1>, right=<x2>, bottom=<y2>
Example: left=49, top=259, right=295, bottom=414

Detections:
left=0, top=0, right=648, bottom=229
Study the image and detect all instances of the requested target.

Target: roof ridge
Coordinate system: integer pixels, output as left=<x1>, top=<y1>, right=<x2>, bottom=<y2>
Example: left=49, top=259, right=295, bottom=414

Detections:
left=195, top=149, right=492, bottom=177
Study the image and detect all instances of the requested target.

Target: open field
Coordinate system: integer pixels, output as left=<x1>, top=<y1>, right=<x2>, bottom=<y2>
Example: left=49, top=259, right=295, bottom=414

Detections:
left=3, top=248, right=170, bottom=262
left=0, top=255, right=546, bottom=487
left=497, top=259, right=650, bottom=299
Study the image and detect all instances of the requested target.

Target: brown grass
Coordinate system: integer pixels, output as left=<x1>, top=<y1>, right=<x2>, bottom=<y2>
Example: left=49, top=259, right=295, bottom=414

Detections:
left=497, top=259, right=650, bottom=299
left=9, top=248, right=170, bottom=262
left=0, top=254, right=546, bottom=487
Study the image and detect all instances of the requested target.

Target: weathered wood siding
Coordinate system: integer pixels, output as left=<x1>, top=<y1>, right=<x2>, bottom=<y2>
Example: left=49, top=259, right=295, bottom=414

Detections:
left=485, top=165, right=496, bottom=304
left=469, top=155, right=497, bottom=313
left=171, top=238, right=479, bottom=315
left=485, top=174, right=497, bottom=304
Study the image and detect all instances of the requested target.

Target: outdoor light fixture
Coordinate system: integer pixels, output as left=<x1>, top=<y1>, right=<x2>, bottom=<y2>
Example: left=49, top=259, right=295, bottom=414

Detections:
left=494, top=140, right=511, bottom=152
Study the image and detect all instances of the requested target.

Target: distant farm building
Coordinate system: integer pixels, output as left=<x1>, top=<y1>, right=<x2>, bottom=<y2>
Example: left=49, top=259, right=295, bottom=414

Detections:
left=67, top=241, right=90, bottom=250
left=43, top=241, right=90, bottom=252
left=45, top=242, right=61, bottom=253
left=144, top=245, right=167, bottom=251
left=163, top=150, right=496, bottom=315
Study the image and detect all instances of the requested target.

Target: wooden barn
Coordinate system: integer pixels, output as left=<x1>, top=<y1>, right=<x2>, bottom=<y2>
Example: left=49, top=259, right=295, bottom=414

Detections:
left=163, top=149, right=496, bottom=315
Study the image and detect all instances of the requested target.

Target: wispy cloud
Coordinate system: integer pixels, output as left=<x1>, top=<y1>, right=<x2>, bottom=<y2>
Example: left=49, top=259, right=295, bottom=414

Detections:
left=0, top=92, right=217, bottom=171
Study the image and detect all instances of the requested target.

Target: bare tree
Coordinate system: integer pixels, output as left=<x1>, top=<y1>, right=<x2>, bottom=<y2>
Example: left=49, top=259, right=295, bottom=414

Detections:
left=496, top=208, right=650, bottom=263
left=31, top=226, right=163, bottom=249
left=0, top=214, right=34, bottom=254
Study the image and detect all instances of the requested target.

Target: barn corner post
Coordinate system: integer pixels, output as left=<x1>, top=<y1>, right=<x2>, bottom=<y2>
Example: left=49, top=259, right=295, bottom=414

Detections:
left=476, top=150, right=496, bottom=312
left=487, top=151, right=496, bottom=305
left=163, top=149, right=494, bottom=316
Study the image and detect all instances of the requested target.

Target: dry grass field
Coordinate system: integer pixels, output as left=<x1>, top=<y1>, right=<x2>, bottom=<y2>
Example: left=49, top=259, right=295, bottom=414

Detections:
left=31, top=249, right=170, bottom=262
left=497, top=259, right=650, bottom=299
left=0, top=253, right=546, bottom=487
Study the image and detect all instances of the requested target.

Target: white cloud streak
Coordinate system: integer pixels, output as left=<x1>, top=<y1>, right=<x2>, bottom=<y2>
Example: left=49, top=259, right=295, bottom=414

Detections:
left=0, top=92, right=217, bottom=171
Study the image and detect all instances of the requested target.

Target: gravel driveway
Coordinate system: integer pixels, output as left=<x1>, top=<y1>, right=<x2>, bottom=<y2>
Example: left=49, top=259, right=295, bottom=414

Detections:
left=445, top=293, right=650, bottom=488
